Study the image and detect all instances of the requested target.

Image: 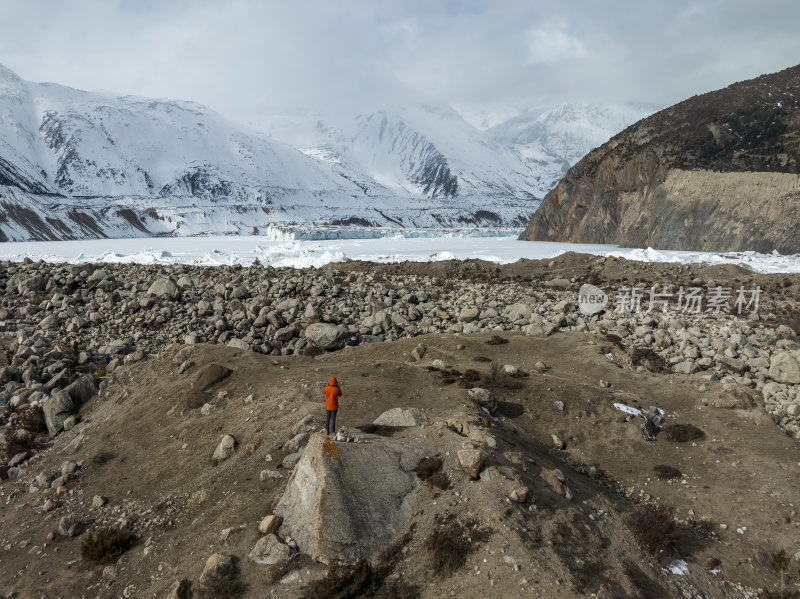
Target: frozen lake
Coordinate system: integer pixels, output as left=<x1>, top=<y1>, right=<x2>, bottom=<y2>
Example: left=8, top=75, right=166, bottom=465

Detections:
left=1, top=232, right=799, bottom=274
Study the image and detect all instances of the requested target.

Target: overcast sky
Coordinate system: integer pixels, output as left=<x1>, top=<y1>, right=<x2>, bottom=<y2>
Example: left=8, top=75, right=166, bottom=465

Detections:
left=1, top=0, right=799, bottom=121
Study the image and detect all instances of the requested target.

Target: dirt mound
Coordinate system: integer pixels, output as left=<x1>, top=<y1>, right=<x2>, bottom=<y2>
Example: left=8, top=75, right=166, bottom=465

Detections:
left=1, top=333, right=799, bottom=598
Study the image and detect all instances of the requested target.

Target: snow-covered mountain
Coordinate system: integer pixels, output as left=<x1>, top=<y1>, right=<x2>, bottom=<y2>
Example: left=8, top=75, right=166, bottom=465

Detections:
left=0, top=62, right=653, bottom=241
left=258, top=105, right=541, bottom=204
left=485, top=102, right=657, bottom=186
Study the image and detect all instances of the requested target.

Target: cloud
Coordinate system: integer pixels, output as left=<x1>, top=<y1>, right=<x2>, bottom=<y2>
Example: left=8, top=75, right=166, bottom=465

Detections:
left=0, top=0, right=799, bottom=121
left=525, top=23, right=587, bottom=65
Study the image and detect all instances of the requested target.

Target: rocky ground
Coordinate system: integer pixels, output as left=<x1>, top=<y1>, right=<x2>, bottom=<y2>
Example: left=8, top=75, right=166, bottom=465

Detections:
left=0, top=254, right=799, bottom=598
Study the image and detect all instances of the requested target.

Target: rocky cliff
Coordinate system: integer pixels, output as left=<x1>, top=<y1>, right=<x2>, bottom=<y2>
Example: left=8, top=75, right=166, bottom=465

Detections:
left=520, top=65, right=800, bottom=253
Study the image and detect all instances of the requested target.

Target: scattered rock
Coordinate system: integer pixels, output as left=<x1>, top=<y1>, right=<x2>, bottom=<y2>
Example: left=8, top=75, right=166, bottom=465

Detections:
left=57, top=514, right=80, bottom=537
left=260, top=469, right=283, bottom=482
left=212, top=434, right=237, bottom=463
left=199, top=553, right=236, bottom=583
left=509, top=486, right=529, bottom=503
left=770, top=351, right=800, bottom=384
left=258, top=515, right=282, bottom=535
left=457, top=448, right=487, bottom=479
left=541, top=468, right=571, bottom=499
left=283, top=432, right=309, bottom=454
left=248, top=534, right=290, bottom=566
left=165, top=579, right=193, bottom=599
left=281, top=451, right=303, bottom=470
left=63, top=375, right=98, bottom=406
left=467, top=388, right=497, bottom=413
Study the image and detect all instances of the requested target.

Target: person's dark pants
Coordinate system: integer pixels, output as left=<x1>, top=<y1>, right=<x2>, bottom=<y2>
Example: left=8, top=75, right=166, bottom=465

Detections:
left=325, top=410, right=337, bottom=433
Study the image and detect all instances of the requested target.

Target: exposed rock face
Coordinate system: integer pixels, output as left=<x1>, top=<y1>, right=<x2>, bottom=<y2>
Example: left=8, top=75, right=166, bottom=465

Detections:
left=274, top=433, right=426, bottom=565
left=521, top=65, right=800, bottom=253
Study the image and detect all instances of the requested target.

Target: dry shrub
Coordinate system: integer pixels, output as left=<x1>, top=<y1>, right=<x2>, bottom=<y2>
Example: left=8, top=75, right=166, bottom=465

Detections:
left=770, top=549, right=791, bottom=574
left=485, top=335, right=509, bottom=345
left=426, top=515, right=490, bottom=578
left=198, top=566, right=246, bottom=599
left=790, top=314, right=800, bottom=336
left=15, top=405, right=44, bottom=432
left=0, top=405, right=45, bottom=462
left=626, top=502, right=679, bottom=557
left=299, top=532, right=418, bottom=599
left=414, top=456, right=450, bottom=490
left=0, top=427, right=33, bottom=461
left=245, top=438, right=262, bottom=454
left=80, top=527, right=135, bottom=564
left=661, top=423, right=704, bottom=442
left=653, top=465, right=682, bottom=480
left=629, top=347, right=668, bottom=373
left=92, top=450, right=115, bottom=465
left=770, top=548, right=793, bottom=592
left=462, top=369, right=481, bottom=382
left=487, top=361, right=523, bottom=390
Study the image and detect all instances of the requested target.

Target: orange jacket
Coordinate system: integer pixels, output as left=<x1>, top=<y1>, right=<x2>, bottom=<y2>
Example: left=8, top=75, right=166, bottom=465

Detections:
left=324, top=377, right=342, bottom=410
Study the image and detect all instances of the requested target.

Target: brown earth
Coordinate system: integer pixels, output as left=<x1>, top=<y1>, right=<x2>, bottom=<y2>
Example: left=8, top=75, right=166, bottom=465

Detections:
left=2, top=326, right=800, bottom=598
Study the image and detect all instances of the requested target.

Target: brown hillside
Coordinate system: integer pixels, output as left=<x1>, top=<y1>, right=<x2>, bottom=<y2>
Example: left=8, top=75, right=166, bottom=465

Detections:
left=521, top=64, right=800, bottom=253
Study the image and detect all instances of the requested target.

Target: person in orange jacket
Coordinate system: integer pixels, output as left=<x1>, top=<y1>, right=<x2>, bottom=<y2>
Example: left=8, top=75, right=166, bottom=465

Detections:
left=323, top=376, right=342, bottom=435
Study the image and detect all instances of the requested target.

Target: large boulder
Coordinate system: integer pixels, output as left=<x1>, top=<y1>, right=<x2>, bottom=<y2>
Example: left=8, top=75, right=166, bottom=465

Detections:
left=42, top=390, right=76, bottom=435
left=17, top=275, right=47, bottom=295
left=275, top=433, right=427, bottom=564
left=248, top=534, right=290, bottom=566
left=39, top=314, right=60, bottom=330
left=64, top=375, right=98, bottom=407
left=147, top=277, right=180, bottom=300
left=373, top=407, right=427, bottom=427
left=504, top=303, right=534, bottom=321
left=770, top=351, right=800, bottom=384
left=304, top=323, right=348, bottom=351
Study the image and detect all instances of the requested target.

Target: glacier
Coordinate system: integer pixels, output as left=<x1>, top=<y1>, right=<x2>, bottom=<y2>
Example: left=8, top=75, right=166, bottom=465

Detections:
left=1, top=231, right=797, bottom=274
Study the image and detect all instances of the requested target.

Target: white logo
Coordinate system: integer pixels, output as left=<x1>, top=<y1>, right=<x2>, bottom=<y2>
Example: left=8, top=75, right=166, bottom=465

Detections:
left=578, top=283, right=608, bottom=315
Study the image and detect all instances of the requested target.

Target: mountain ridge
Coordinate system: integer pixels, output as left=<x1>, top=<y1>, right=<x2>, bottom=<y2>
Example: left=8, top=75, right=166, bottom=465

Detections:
left=0, top=63, right=649, bottom=240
